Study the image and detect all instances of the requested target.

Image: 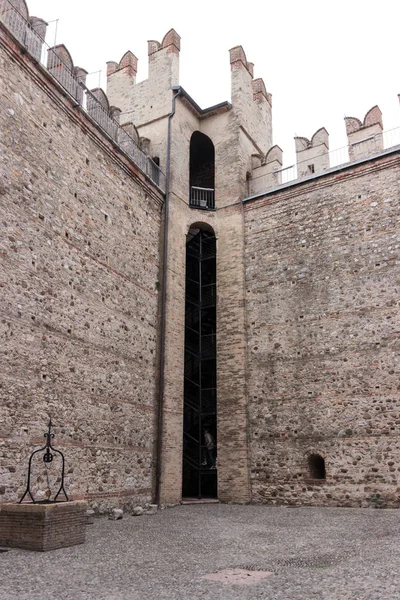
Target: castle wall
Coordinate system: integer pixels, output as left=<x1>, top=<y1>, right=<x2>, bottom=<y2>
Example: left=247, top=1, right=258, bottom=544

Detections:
left=244, top=152, right=400, bottom=507
left=0, top=25, right=163, bottom=509
left=4, top=0, right=399, bottom=511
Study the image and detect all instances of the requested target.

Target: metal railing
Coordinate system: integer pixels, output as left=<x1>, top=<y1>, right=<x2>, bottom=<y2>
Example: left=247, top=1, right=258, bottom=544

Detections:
left=0, top=0, right=47, bottom=62
left=0, top=0, right=165, bottom=192
left=190, top=186, right=215, bottom=210
left=253, top=125, right=400, bottom=195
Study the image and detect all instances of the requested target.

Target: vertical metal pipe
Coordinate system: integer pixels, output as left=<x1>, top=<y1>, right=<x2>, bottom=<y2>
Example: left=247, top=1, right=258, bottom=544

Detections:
left=198, top=234, right=202, bottom=499
left=155, top=87, right=181, bottom=506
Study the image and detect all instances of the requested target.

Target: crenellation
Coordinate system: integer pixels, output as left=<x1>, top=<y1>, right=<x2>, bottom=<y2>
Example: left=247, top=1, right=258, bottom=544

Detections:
left=252, top=78, right=272, bottom=107
left=87, top=87, right=118, bottom=141
left=106, top=60, right=119, bottom=77
left=160, top=29, right=181, bottom=53
left=27, top=16, right=47, bottom=61
left=106, top=52, right=138, bottom=117
left=249, top=145, right=283, bottom=195
left=29, top=15, right=46, bottom=37
left=119, top=50, right=138, bottom=75
left=47, top=44, right=84, bottom=104
left=110, top=106, right=122, bottom=124
left=106, top=30, right=180, bottom=145
left=295, top=127, right=329, bottom=178
left=89, top=87, right=110, bottom=112
left=73, top=66, right=87, bottom=104
left=140, top=137, right=151, bottom=154
left=247, top=62, right=254, bottom=77
left=248, top=99, right=400, bottom=196
left=146, top=29, right=180, bottom=91
left=229, top=45, right=273, bottom=158
left=345, top=105, right=384, bottom=161
left=229, top=45, right=253, bottom=75
left=0, top=0, right=47, bottom=62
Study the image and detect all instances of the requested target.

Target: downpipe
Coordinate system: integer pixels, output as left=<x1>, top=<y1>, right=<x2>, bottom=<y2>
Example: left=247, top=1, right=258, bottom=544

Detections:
left=155, top=87, right=181, bottom=506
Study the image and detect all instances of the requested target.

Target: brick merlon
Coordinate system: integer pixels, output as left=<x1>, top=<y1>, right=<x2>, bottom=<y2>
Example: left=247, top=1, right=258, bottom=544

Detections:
left=229, top=45, right=253, bottom=77
left=252, top=78, right=272, bottom=106
left=148, top=29, right=181, bottom=56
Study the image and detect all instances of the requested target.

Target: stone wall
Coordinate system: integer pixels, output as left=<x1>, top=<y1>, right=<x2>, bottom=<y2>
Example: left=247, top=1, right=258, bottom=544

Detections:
left=0, top=24, right=163, bottom=510
left=244, top=152, right=400, bottom=507
left=3, top=0, right=400, bottom=511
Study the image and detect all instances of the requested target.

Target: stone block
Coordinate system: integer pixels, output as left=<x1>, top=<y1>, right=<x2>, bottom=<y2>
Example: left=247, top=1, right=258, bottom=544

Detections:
left=132, top=506, right=144, bottom=516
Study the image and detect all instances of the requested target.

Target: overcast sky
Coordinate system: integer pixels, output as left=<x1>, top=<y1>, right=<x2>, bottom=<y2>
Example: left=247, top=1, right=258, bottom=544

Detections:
left=27, top=0, right=400, bottom=166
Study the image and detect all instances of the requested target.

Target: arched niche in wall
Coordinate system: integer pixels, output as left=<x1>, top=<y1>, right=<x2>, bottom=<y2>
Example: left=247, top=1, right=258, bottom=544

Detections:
left=308, top=453, right=326, bottom=480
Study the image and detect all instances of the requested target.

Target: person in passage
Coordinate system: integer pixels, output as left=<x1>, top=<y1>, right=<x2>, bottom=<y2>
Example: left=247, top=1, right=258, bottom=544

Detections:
left=202, top=428, right=216, bottom=469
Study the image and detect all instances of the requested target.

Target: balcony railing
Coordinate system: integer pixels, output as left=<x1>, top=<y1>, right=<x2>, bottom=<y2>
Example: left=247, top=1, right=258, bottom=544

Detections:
left=190, top=186, right=215, bottom=210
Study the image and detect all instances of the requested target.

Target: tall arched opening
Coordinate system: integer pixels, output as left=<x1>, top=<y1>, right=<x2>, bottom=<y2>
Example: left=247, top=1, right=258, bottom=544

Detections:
left=189, top=132, right=215, bottom=210
left=182, top=224, right=217, bottom=499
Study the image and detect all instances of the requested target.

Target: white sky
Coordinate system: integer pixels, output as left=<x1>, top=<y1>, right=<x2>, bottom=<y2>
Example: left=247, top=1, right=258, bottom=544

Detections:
left=27, top=0, right=400, bottom=166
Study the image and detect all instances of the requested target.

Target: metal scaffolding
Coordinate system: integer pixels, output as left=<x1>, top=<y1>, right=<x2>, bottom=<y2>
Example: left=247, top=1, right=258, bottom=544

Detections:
left=182, top=231, right=217, bottom=499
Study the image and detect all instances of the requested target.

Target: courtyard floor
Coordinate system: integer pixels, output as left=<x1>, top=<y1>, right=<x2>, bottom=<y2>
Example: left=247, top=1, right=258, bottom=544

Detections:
left=1, top=504, right=399, bottom=599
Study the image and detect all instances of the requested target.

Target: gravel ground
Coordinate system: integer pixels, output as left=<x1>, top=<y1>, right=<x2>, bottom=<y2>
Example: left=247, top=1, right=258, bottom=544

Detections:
left=1, top=504, right=400, bottom=599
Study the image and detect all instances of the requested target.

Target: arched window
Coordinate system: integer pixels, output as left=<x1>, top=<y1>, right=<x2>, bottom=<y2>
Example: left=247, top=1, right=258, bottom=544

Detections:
left=189, top=132, right=215, bottom=210
left=308, top=454, right=326, bottom=480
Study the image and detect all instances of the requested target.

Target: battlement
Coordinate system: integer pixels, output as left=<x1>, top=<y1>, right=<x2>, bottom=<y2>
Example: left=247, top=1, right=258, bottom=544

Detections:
left=3, top=0, right=399, bottom=204
left=228, top=44, right=272, bottom=156
left=107, top=51, right=138, bottom=78
left=0, top=0, right=165, bottom=191
left=294, top=127, right=329, bottom=179
left=345, top=106, right=383, bottom=161
left=47, top=43, right=87, bottom=104
left=230, top=45, right=254, bottom=76
left=0, top=0, right=47, bottom=61
left=2, top=0, right=273, bottom=179
left=106, top=29, right=181, bottom=131
left=252, top=78, right=272, bottom=106
left=148, top=29, right=181, bottom=58
left=249, top=104, right=400, bottom=197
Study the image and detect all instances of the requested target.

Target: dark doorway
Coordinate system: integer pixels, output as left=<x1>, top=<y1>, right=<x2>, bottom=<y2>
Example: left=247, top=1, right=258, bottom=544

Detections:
left=189, top=132, right=215, bottom=209
left=182, top=228, right=217, bottom=499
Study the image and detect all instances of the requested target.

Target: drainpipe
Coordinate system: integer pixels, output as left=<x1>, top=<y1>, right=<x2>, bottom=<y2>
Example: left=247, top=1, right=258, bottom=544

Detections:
left=155, top=86, right=181, bottom=506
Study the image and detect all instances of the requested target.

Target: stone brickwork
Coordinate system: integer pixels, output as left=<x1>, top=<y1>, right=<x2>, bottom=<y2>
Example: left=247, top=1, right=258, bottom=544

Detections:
left=0, top=18, right=163, bottom=509
left=2, top=0, right=400, bottom=510
left=0, top=501, right=87, bottom=551
left=244, top=152, right=400, bottom=507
